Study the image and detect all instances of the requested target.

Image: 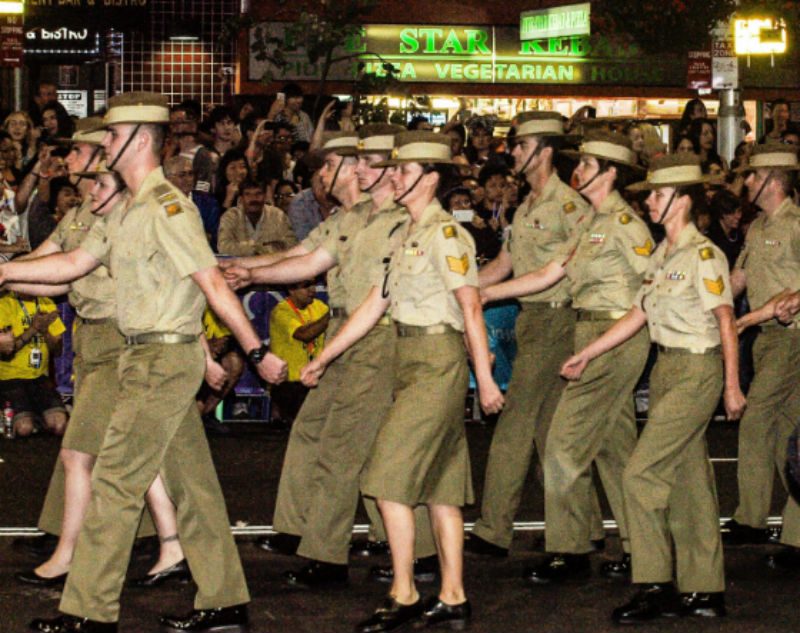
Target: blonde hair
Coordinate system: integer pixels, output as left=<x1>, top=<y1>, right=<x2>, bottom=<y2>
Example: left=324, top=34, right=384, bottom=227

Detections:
left=3, top=111, right=34, bottom=135
left=639, top=123, right=666, bottom=166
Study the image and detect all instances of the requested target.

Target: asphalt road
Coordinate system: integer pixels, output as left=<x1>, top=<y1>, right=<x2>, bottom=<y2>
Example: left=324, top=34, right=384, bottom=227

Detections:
left=1, top=418, right=798, bottom=633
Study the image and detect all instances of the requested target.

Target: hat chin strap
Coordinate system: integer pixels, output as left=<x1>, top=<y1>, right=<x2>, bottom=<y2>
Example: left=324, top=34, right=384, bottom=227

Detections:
left=395, top=170, right=426, bottom=205
left=576, top=165, right=607, bottom=193
left=363, top=167, right=388, bottom=193
left=515, top=143, right=542, bottom=178
left=92, top=184, right=124, bottom=215
left=751, top=170, right=774, bottom=208
left=655, top=189, right=678, bottom=225
left=73, top=146, right=103, bottom=185
left=106, top=124, right=141, bottom=171
left=327, top=157, right=345, bottom=198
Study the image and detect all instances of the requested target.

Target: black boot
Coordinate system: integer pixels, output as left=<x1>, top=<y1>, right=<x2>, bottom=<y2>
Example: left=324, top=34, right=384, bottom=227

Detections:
left=29, top=614, right=118, bottom=632
left=254, top=533, right=300, bottom=556
left=463, top=534, right=509, bottom=558
left=413, top=596, right=471, bottom=630
left=284, top=560, right=348, bottom=588
left=350, top=539, right=390, bottom=558
left=677, top=592, right=726, bottom=618
left=600, top=553, right=631, bottom=579
left=523, top=553, right=591, bottom=585
left=159, top=603, right=248, bottom=632
left=129, top=559, right=192, bottom=588
left=721, top=519, right=769, bottom=546
left=611, top=583, right=678, bottom=624
left=354, top=597, right=423, bottom=633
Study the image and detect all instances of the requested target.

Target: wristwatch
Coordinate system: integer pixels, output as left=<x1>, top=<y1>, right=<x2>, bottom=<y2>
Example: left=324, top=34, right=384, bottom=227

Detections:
left=247, top=343, right=269, bottom=365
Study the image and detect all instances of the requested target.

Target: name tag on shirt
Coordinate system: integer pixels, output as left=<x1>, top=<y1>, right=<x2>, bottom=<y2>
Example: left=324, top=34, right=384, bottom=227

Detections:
left=665, top=271, right=686, bottom=281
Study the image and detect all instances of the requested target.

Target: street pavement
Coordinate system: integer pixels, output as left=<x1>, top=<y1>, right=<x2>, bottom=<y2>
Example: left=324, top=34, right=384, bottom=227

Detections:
left=1, top=419, right=798, bottom=632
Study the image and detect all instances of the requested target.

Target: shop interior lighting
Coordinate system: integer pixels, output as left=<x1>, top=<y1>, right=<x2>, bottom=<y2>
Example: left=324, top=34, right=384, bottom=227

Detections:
left=0, top=1, right=23, bottom=13
left=734, top=17, right=787, bottom=56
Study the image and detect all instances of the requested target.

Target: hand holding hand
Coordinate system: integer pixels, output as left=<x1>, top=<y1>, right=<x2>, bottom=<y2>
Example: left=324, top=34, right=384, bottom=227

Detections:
left=222, top=266, right=252, bottom=291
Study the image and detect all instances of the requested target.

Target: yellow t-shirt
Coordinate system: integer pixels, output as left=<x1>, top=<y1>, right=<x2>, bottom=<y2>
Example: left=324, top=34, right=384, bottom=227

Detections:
left=203, top=307, right=231, bottom=340
left=0, top=293, right=66, bottom=380
left=269, top=298, right=328, bottom=382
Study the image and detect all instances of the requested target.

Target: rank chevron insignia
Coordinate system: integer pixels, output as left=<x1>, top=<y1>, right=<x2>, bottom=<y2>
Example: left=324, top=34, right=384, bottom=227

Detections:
left=703, top=276, right=725, bottom=296
left=446, top=254, right=470, bottom=275
left=633, top=239, right=653, bottom=257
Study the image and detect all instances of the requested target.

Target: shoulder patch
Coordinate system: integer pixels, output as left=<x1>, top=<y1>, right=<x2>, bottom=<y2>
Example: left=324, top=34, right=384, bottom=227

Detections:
left=164, top=202, right=183, bottom=217
left=633, top=239, right=653, bottom=257
left=699, top=246, right=715, bottom=260
left=703, top=276, right=725, bottom=296
left=443, top=225, right=457, bottom=239
left=446, top=254, right=470, bottom=275
left=619, top=213, right=631, bottom=225
left=563, top=201, right=577, bottom=214
left=153, top=183, right=173, bottom=197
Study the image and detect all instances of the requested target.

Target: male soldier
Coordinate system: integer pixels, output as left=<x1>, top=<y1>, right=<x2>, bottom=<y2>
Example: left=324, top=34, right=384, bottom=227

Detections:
left=465, top=112, right=605, bottom=561
left=724, top=144, right=800, bottom=569
left=3, top=92, right=286, bottom=633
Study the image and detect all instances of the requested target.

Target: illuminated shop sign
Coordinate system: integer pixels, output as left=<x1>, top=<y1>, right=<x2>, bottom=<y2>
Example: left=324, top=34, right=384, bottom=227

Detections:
left=25, top=25, right=101, bottom=55
left=520, top=3, right=591, bottom=41
left=24, top=0, right=150, bottom=30
left=734, top=18, right=787, bottom=55
left=249, top=23, right=681, bottom=86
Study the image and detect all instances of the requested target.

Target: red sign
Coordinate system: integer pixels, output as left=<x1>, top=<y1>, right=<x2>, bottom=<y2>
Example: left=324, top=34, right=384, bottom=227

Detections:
left=687, top=50, right=712, bottom=91
left=0, top=14, right=23, bottom=68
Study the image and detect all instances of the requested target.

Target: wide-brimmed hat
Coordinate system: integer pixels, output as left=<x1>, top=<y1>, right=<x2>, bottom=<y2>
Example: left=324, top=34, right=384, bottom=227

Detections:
left=734, top=142, right=800, bottom=173
left=338, top=123, right=405, bottom=157
left=514, top=111, right=579, bottom=141
left=74, top=159, right=115, bottom=179
left=561, top=129, right=641, bottom=169
left=90, top=92, right=170, bottom=131
left=54, top=116, right=106, bottom=145
left=313, top=131, right=359, bottom=159
left=627, top=153, right=709, bottom=192
left=373, top=131, right=453, bottom=167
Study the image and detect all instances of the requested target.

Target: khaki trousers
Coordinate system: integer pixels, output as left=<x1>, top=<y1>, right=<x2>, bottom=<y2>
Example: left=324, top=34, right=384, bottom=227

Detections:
left=625, top=349, right=725, bottom=592
left=732, top=328, right=800, bottom=546
left=60, top=342, right=248, bottom=623
left=544, top=322, right=649, bottom=554
left=472, top=306, right=604, bottom=549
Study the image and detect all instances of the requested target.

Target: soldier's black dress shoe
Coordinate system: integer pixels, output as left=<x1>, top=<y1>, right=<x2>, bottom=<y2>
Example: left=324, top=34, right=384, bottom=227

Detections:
left=765, top=545, right=800, bottom=570
left=254, top=533, right=300, bottom=555
left=676, top=592, right=726, bottom=618
left=14, top=533, right=58, bottom=559
left=350, top=539, right=390, bottom=557
left=464, top=534, right=509, bottom=558
left=159, top=603, right=248, bottom=632
left=29, top=614, right=118, bottom=632
left=523, top=553, right=591, bottom=585
left=721, top=519, right=769, bottom=546
left=611, top=583, right=679, bottom=624
left=369, top=555, right=439, bottom=584
left=355, top=597, right=424, bottom=633
left=591, top=537, right=606, bottom=552
left=129, top=559, right=191, bottom=588
left=284, top=560, right=348, bottom=588
left=16, top=568, right=68, bottom=587
left=413, top=596, right=471, bottom=630
left=600, top=553, right=631, bottom=579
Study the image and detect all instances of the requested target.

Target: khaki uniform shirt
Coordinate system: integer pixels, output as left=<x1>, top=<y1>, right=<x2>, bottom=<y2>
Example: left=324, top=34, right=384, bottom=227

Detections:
left=82, top=167, right=218, bottom=337
left=734, top=197, right=800, bottom=327
left=385, top=201, right=477, bottom=332
left=636, top=223, right=732, bottom=351
left=564, top=191, right=653, bottom=311
left=217, top=203, right=297, bottom=256
left=48, top=197, right=117, bottom=320
left=337, top=196, right=406, bottom=315
left=504, top=171, right=590, bottom=304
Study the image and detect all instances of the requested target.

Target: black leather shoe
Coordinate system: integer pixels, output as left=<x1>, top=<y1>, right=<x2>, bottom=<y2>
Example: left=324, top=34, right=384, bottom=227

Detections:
left=523, top=553, right=591, bottom=585
left=600, top=553, right=631, bottom=579
left=369, top=555, right=439, bottom=584
left=159, top=603, right=248, bottom=632
left=16, top=569, right=67, bottom=587
left=355, top=597, right=424, bottom=633
left=14, top=533, right=58, bottom=559
left=464, top=534, right=509, bottom=558
left=591, top=538, right=606, bottom=552
left=677, top=592, right=726, bottom=618
left=765, top=546, right=800, bottom=570
left=284, top=560, right=348, bottom=589
left=129, top=559, right=191, bottom=588
left=611, top=583, right=679, bottom=624
left=255, top=533, right=300, bottom=556
left=350, top=539, right=390, bottom=558
left=721, top=519, right=769, bottom=546
left=29, top=614, right=118, bottom=632
left=413, top=596, right=471, bottom=630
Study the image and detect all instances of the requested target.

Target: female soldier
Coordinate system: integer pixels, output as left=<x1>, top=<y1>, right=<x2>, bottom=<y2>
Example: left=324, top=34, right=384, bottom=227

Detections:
left=481, top=130, right=652, bottom=583
left=302, top=131, right=504, bottom=632
left=562, top=153, right=746, bottom=623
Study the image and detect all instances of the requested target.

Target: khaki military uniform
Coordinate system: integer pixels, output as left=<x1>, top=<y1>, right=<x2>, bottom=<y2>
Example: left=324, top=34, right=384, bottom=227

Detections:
left=361, top=201, right=476, bottom=506
left=60, top=168, right=248, bottom=623
left=624, top=223, right=730, bottom=592
left=544, top=192, right=652, bottom=555
left=37, top=198, right=155, bottom=539
left=472, top=172, right=604, bottom=549
left=217, top=203, right=297, bottom=256
left=732, top=197, right=800, bottom=546
left=272, top=203, right=357, bottom=536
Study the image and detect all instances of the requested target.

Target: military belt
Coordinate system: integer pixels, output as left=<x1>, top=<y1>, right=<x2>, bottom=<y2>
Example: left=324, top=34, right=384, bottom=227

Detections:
left=77, top=316, right=113, bottom=325
left=576, top=309, right=628, bottom=321
left=124, top=333, right=196, bottom=346
left=521, top=300, right=572, bottom=310
left=395, top=323, right=457, bottom=337
left=330, top=307, right=347, bottom=318
left=656, top=344, right=720, bottom=356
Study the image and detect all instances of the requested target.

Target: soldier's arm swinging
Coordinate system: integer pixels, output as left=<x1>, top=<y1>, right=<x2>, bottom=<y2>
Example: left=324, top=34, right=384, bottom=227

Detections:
left=0, top=247, right=100, bottom=286
left=481, top=260, right=564, bottom=305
